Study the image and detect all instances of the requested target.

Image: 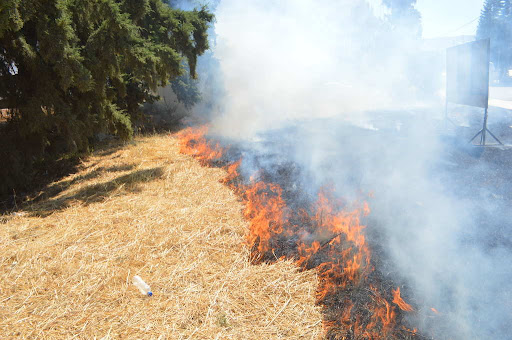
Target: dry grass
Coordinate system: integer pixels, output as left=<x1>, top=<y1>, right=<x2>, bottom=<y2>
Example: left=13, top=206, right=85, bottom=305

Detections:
left=0, top=134, right=322, bottom=339
left=0, top=109, right=9, bottom=123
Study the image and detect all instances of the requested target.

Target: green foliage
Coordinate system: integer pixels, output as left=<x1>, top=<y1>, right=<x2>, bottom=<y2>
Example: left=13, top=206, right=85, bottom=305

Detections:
left=170, top=66, right=201, bottom=109
left=0, top=0, right=213, bottom=196
left=382, top=0, right=422, bottom=37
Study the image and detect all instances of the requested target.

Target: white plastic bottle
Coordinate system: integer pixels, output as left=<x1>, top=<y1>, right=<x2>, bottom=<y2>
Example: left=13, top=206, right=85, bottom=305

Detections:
left=133, top=275, right=153, bottom=296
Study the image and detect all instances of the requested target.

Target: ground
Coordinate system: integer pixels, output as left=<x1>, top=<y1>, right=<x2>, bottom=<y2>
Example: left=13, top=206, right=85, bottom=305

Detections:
left=0, top=134, right=322, bottom=339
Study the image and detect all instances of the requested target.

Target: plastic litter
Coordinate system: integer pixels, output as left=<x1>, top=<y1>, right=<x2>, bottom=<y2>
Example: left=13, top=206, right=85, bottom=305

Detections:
left=132, top=275, right=153, bottom=296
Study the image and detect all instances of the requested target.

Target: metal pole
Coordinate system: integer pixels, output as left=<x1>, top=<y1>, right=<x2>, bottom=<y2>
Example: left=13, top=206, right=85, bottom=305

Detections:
left=485, top=128, right=503, bottom=145
left=482, top=107, right=488, bottom=145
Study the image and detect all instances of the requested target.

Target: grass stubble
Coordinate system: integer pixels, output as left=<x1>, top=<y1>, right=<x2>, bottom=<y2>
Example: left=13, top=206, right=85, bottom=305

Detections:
left=0, top=134, right=322, bottom=339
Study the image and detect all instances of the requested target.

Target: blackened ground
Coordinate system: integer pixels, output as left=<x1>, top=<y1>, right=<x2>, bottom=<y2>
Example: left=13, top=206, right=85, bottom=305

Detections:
left=217, top=127, right=435, bottom=338
left=212, top=106, right=512, bottom=339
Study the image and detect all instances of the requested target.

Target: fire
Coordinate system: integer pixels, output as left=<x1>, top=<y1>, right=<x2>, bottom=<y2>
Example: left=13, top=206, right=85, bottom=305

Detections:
left=392, top=287, right=414, bottom=312
left=222, top=159, right=241, bottom=184
left=176, top=126, right=422, bottom=339
left=367, top=285, right=396, bottom=336
left=177, top=126, right=223, bottom=165
left=243, top=181, right=287, bottom=256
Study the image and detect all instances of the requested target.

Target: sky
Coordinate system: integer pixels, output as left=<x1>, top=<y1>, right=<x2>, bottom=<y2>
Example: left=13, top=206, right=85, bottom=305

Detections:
left=368, top=0, right=485, bottom=39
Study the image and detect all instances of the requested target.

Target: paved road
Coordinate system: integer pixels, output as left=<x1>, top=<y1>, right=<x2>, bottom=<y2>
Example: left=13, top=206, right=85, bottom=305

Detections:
left=490, top=87, right=512, bottom=109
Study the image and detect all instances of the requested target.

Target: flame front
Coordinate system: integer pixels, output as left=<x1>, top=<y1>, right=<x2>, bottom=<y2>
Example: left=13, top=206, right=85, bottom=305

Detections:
left=177, top=126, right=419, bottom=339
left=244, top=181, right=287, bottom=256
left=177, top=126, right=224, bottom=165
left=393, top=287, right=414, bottom=312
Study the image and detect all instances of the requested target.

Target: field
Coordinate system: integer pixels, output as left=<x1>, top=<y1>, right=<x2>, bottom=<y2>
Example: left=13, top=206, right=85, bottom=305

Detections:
left=0, top=134, right=322, bottom=339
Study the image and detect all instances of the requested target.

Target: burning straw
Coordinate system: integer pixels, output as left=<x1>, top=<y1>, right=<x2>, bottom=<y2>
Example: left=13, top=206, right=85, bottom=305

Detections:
left=178, top=126, right=431, bottom=339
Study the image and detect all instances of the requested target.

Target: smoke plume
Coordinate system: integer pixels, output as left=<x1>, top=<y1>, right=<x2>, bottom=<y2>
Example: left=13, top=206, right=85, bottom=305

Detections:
left=197, top=0, right=512, bottom=338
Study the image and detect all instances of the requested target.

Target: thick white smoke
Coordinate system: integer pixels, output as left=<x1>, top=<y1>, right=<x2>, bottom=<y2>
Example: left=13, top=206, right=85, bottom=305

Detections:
left=199, top=0, right=512, bottom=339
left=211, top=0, right=438, bottom=138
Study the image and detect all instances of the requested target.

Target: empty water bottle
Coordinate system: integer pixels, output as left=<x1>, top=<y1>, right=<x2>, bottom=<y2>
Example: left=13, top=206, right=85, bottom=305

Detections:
left=133, top=275, right=153, bottom=296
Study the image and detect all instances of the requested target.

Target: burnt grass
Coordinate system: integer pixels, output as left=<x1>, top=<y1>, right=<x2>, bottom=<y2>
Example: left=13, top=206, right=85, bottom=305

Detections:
left=185, top=110, right=512, bottom=339
left=199, top=138, right=435, bottom=339
left=255, top=169, right=433, bottom=339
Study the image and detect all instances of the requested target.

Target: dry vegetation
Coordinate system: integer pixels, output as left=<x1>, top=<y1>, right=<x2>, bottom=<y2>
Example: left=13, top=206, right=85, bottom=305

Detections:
left=0, top=109, right=9, bottom=123
left=0, top=134, right=322, bottom=339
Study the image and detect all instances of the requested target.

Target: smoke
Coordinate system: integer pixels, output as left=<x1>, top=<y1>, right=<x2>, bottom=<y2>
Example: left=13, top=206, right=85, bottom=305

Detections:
left=382, top=0, right=422, bottom=36
left=200, top=0, right=512, bottom=338
left=210, top=0, right=441, bottom=138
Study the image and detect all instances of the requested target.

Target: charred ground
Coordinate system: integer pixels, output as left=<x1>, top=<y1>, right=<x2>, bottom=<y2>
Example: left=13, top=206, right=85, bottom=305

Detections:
left=179, top=107, right=512, bottom=339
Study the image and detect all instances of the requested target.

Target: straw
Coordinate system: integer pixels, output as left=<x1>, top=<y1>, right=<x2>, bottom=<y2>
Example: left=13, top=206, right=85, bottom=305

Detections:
left=0, top=134, right=322, bottom=339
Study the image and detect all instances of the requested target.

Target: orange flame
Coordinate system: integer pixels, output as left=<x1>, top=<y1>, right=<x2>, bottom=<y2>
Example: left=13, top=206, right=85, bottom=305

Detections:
left=177, top=125, right=421, bottom=338
left=177, top=126, right=223, bottom=165
left=244, top=181, right=287, bottom=255
left=310, top=190, right=372, bottom=293
left=363, top=285, right=396, bottom=337
left=392, top=287, right=414, bottom=312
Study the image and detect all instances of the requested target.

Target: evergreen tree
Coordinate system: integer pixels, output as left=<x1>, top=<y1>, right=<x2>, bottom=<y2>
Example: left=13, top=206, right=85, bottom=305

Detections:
left=382, top=0, right=422, bottom=37
left=477, top=0, right=512, bottom=80
left=0, top=0, right=213, bottom=195
left=477, top=0, right=495, bottom=39
left=161, top=0, right=223, bottom=114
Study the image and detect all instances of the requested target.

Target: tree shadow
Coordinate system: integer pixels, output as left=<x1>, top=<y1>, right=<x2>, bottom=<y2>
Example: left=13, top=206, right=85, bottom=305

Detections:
left=94, top=146, right=125, bottom=158
left=27, top=167, right=164, bottom=217
left=0, top=140, right=130, bottom=214
left=34, top=163, right=138, bottom=201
